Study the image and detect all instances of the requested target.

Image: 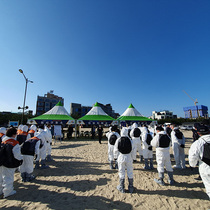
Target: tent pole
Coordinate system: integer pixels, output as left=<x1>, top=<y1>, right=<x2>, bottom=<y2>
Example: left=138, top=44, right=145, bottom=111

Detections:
left=75, top=120, right=77, bottom=139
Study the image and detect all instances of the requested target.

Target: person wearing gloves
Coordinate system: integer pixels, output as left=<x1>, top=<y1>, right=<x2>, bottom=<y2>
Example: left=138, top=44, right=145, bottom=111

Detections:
left=0, top=127, right=6, bottom=143
left=0, top=127, right=23, bottom=198
left=106, top=126, right=120, bottom=169
left=189, top=125, right=210, bottom=200
left=130, top=123, right=142, bottom=163
left=142, top=127, right=154, bottom=170
left=114, top=127, right=135, bottom=193
left=151, top=126, right=175, bottom=186
left=171, top=124, right=186, bottom=169
left=16, top=125, right=29, bottom=145
left=34, top=124, right=49, bottom=169
left=20, top=134, right=40, bottom=182
left=44, top=124, right=53, bottom=162
left=28, top=125, right=37, bottom=138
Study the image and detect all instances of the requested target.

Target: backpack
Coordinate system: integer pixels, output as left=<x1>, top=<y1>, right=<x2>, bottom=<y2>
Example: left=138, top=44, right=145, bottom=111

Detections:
left=0, top=143, right=6, bottom=166
left=146, top=133, right=153, bottom=145
left=202, top=139, right=210, bottom=166
left=118, top=137, right=132, bottom=154
left=133, top=128, right=141, bottom=137
left=109, top=134, right=117, bottom=145
left=174, top=129, right=183, bottom=139
left=159, top=134, right=171, bottom=148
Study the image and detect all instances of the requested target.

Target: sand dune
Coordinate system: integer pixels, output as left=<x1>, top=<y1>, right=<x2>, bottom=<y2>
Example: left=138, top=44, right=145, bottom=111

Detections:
left=0, top=130, right=209, bottom=209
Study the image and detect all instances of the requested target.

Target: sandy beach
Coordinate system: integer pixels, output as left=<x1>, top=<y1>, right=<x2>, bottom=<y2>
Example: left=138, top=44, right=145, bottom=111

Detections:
left=0, top=130, right=210, bottom=210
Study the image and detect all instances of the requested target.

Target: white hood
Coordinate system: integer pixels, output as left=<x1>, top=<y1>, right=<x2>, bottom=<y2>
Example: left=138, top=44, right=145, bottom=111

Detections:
left=121, top=127, right=128, bottom=137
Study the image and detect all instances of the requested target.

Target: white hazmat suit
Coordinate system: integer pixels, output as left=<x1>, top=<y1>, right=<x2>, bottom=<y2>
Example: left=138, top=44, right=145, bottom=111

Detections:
left=130, top=123, right=142, bottom=162
left=171, top=128, right=186, bottom=169
left=44, top=125, right=53, bottom=161
left=114, top=127, right=135, bottom=193
left=151, top=130, right=174, bottom=185
left=189, top=134, right=210, bottom=199
left=106, top=127, right=120, bottom=169
left=0, top=136, right=22, bottom=198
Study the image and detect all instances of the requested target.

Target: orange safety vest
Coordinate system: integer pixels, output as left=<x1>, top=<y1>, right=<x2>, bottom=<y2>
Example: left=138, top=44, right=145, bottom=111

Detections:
left=3, top=138, right=19, bottom=147
left=28, top=130, right=35, bottom=134
left=0, top=133, right=5, bottom=138
left=17, top=130, right=22, bottom=135
left=21, top=131, right=28, bottom=136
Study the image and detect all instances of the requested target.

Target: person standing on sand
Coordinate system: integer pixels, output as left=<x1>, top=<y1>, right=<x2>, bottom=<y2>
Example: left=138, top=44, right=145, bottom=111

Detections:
left=114, top=127, right=135, bottom=193
left=151, top=126, right=175, bottom=186
left=0, top=127, right=23, bottom=198
left=189, top=125, right=210, bottom=200
left=97, top=125, right=103, bottom=144
left=171, top=124, right=186, bottom=169
left=106, top=126, right=120, bottom=169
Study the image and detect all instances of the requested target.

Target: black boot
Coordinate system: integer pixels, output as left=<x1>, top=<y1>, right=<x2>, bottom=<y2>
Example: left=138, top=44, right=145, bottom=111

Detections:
left=117, top=179, right=125, bottom=193
left=128, top=178, right=134, bottom=193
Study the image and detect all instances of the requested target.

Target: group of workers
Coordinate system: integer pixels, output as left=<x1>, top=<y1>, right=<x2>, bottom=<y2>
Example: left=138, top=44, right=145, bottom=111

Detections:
left=0, top=121, right=209, bottom=200
left=0, top=123, right=53, bottom=199
left=106, top=122, right=210, bottom=199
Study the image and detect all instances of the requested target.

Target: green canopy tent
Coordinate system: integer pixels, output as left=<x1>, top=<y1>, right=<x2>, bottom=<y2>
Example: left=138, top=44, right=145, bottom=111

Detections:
left=78, top=102, right=115, bottom=126
left=29, top=101, right=75, bottom=125
left=117, top=103, right=153, bottom=126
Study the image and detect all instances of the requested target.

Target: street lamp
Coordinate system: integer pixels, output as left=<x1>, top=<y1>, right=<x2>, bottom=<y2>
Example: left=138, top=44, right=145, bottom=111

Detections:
left=18, top=69, right=33, bottom=124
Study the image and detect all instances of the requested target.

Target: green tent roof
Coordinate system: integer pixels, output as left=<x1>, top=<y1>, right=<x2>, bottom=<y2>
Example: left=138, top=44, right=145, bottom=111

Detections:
left=79, top=115, right=115, bottom=121
left=117, top=115, right=153, bottom=121
left=78, top=102, right=115, bottom=121
left=31, top=102, right=74, bottom=121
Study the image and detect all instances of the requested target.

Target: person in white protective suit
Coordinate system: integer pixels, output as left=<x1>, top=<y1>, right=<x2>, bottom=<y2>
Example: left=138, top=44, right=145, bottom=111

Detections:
left=20, top=132, right=40, bottom=182
left=34, top=124, right=49, bottom=169
left=171, top=124, right=186, bottom=169
left=28, top=125, right=37, bottom=138
left=130, top=123, right=142, bottom=163
left=151, top=126, right=175, bottom=186
left=44, top=124, right=53, bottom=162
left=114, top=127, right=135, bottom=193
left=0, top=127, right=23, bottom=198
left=17, top=124, right=23, bottom=135
left=189, top=125, right=210, bottom=200
left=16, top=125, right=29, bottom=145
left=0, top=127, right=6, bottom=143
left=142, top=127, right=154, bottom=170
left=106, top=126, right=121, bottom=169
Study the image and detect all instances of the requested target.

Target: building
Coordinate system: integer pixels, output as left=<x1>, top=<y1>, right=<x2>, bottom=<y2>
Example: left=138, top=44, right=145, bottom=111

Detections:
left=36, top=91, right=64, bottom=116
left=70, top=102, right=120, bottom=119
left=183, top=105, right=208, bottom=119
left=70, top=103, right=92, bottom=118
left=97, top=103, right=119, bottom=119
left=151, top=110, right=177, bottom=120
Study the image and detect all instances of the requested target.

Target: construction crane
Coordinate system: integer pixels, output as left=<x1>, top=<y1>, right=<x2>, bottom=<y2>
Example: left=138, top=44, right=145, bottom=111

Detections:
left=183, top=90, right=199, bottom=118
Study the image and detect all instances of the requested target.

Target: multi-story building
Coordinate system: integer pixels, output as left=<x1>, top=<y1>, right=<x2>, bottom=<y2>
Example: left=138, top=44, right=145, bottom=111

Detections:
left=36, top=91, right=64, bottom=116
left=183, top=105, right=208, bottom=119
left=70, top=103, right=92, bottom=118
left=151, top=110, right=177, bottom=120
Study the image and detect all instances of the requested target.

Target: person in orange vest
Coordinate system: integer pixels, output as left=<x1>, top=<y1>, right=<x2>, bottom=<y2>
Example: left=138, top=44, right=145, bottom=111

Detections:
left=17, top=124, right=23, bottom=135
left=20, top=134, right=40, bottom=182
left=28, top=125, right=37, bottom=138
left=0, top=127, right=6, bottom=144
left=16, top=125, right=29, bottom=145
left=0, top=127, right=23, bottom=198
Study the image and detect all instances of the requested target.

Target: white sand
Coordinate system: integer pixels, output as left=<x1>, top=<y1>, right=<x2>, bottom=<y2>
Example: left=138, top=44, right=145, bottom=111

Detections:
left=0, top=130, right=210, bottom=209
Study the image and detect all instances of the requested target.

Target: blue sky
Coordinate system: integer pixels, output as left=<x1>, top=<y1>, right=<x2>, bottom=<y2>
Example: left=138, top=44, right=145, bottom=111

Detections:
left=0, top=0, right=210, bottom=118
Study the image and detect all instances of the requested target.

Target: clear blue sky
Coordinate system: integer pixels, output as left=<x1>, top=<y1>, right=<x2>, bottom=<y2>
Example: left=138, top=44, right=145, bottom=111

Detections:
left=0, top=0, right=210, bottom=118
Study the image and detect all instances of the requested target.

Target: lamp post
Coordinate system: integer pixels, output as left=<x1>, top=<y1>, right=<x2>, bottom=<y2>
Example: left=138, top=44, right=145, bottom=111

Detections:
left=18, top=69, right=33, bottom=124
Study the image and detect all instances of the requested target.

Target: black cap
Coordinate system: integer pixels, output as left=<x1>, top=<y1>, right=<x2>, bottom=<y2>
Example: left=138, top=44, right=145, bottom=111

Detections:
left=197, top=125, right=209, bottom=134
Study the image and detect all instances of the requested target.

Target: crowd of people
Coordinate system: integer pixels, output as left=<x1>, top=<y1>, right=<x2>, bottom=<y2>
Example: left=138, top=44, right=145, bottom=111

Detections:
left=106, top=122, right=210, bottom=199
left=0, top=121, right=209, bottom=201
left=0, top=123, right=53, bottom=198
